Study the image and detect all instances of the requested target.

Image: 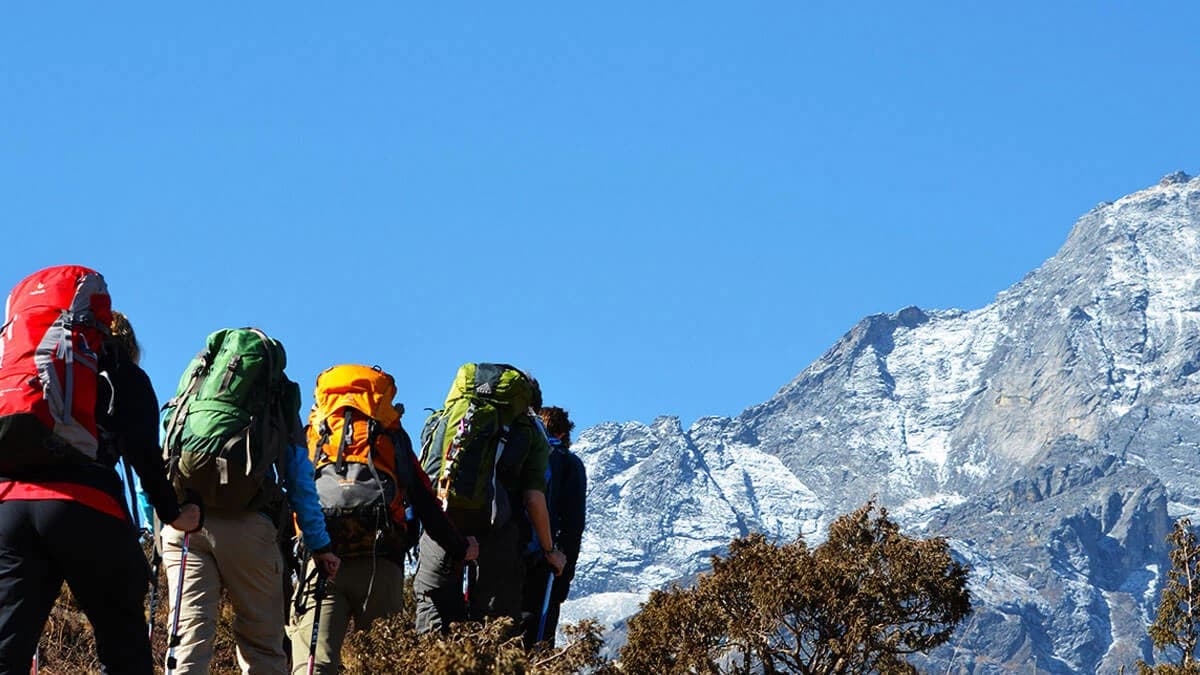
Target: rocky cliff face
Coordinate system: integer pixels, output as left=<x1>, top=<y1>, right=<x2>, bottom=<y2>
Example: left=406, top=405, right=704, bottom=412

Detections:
left=561, top=172, right=1200, bottom=672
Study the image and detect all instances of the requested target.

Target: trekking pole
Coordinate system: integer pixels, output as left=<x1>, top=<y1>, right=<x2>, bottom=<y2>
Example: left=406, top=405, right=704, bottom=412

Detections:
left=165, top=532, right=190, bottom=675
left=147, top=515, right=163, bottom=641
left=306, top=570, right=328, bottom=675
left=536, top=570, right=555, bottom=643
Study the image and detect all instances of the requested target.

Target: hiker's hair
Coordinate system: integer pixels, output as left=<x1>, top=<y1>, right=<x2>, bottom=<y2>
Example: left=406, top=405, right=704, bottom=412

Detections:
left=539, top=406, right=575, bottom=449
left=110, top=311, right=141, bottom=365
left=529, top=376, right=543, bottom=411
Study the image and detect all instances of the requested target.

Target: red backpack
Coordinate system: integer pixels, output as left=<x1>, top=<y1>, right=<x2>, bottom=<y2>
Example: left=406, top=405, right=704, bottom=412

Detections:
left=0, top=265, right=113, bottom=469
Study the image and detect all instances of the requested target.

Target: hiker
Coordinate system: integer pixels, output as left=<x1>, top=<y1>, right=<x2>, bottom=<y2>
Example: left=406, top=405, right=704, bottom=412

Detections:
left=287, top=365, right=479, bottom=675
left=521, top=405, right=587, bottom=647
left=414, top=364, right=567, bottom=636
left=159, top=328, right=340, bottom=675
left=0, top=267, right=202, bottom=674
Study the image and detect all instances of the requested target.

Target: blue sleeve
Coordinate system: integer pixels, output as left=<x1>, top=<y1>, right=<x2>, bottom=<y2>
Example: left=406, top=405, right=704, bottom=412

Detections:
left=135, top=475, right=155, bottom=530
left=284, top=444, right=331, bottom=552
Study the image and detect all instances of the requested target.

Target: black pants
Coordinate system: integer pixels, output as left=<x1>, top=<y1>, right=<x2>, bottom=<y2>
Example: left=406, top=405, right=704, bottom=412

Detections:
left=0, top=498, right=152, bottom=675
left=413, top=520, right=523, bottom=635
left=520, top=559, right=572, bottom=648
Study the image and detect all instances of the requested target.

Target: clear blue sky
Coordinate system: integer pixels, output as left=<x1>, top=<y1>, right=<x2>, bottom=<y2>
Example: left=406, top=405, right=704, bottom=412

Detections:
left=3, top=4, right=1197, bottom=433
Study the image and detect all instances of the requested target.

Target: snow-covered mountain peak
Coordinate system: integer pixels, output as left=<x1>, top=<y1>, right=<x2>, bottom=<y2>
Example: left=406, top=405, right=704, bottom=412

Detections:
left=1159, top=170, right=1193, bottom=186
left=564, top=174, right=1200, bottom=671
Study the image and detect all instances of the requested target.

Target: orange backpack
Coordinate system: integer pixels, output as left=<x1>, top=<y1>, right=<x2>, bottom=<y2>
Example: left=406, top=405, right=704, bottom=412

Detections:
left=306, top=364, right=409, bottom=556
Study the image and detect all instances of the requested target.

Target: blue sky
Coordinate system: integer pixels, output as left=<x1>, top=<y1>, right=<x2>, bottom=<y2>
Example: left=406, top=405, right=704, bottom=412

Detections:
left=3, top=4, right=1198, bottom=434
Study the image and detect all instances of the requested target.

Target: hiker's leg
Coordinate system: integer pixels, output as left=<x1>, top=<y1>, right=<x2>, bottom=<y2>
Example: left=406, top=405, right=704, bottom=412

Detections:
left=355, top=556, right=405, bottom=629
left=473, top=520, right=523, bottom=625
left=163, top=522, right=222, bottom=675
left=0, top=500, right=61, bottom=672
left=519, top=560, right=550, bottom=648
left=43, top=501, right=153, bottom=674
left=412, top=531, right=465, bottom=634
left=288, top=562, right=352, bottom=675
left=214, top=512, right=288, bottom=675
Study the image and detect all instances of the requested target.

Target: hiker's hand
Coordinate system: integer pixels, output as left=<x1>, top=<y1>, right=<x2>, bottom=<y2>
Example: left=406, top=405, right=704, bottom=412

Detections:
left=545, top=548, right=566, bottom=576
left=464, top=536, right=479, bottom=562
left=313, top=551, right=340, bottom=580
left=170, top=504, right=202, bottom=533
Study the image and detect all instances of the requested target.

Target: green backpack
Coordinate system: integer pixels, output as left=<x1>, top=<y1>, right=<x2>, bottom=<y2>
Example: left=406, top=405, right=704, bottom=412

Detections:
left=419, top=363, right=537, bottom=533
left=162, top=328, right=300, bottom=514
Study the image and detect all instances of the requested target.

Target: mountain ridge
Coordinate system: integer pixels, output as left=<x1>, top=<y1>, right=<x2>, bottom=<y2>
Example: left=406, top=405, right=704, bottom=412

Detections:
left=562, top=172, right=1199, bottom=672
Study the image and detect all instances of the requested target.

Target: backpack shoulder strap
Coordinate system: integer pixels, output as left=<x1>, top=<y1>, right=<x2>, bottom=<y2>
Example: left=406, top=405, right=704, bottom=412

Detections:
left=387, top=426, right=413, bottom=486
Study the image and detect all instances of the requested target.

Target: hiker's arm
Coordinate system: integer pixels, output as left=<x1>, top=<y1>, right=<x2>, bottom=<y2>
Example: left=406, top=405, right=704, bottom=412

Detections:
left=523, top=489, right=566, bottom=575
left=403, top=450, right=470, bottom=560
left=119, top=364, right=190, bottom=524
left=282, top=444, right=332, bottom=553
left=559, top=455, right=587, bottom=577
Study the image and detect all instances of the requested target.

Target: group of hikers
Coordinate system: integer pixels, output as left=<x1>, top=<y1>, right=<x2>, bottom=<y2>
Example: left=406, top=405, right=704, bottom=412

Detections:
left=0, top=265, right=588, bottom=675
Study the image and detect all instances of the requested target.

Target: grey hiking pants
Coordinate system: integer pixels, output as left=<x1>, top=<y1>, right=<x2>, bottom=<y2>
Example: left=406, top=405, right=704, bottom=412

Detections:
left=413, top=519, right=523, bottom=635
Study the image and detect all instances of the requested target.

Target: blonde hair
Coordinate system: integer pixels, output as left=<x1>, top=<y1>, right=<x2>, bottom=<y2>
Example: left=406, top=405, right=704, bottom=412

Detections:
left=110, top=311, right=141, bottom=365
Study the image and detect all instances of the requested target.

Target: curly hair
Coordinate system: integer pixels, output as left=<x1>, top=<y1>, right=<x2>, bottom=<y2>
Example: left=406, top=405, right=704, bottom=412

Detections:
left=538, top=406, right=575, bottom=449
left=109, top=310, right=141, bottom=365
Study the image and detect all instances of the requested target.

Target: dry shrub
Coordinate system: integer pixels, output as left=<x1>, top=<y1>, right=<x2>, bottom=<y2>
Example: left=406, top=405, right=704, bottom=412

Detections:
left=342, top=572, right=614, bottom=673
left=34, top=585, right=100, bottom=674
left=344, top=615, right=616, bottom=674
left=621, top=501, right=973, bottom=674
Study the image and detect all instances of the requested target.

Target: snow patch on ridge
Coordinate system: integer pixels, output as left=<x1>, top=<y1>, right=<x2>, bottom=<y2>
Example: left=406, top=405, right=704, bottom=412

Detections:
left=887, top=307, right=1000, bottom=472
left=891, top=493, right=967, bottom=531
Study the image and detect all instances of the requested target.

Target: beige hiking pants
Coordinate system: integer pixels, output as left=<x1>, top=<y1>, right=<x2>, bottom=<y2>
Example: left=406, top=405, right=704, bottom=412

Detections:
left=162, top=512, right=288, bottom=675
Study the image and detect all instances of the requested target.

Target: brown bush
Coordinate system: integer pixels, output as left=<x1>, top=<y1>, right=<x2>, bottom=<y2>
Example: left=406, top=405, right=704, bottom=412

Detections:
left=620, top=501, right=973, bottom=674
left=34, top=585, right=100, bottom=674
left=343, top=615, right=615, bottom=674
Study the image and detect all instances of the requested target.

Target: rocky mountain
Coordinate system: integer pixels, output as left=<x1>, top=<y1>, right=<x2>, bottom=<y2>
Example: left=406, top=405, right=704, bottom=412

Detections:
left=559, top=172, right=1200, bottom=672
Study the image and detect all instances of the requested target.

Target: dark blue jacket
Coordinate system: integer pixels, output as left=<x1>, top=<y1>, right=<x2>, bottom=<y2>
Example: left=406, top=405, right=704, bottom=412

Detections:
left=546, top=440, right=587, bottom=581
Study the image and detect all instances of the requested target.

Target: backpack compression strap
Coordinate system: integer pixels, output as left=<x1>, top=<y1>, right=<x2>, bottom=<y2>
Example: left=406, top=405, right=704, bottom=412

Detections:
left=335, top=409, right=352, bottom=476
left=315, top=421, right=332, bottom=467
left=162, top=349, right=213, bottom=461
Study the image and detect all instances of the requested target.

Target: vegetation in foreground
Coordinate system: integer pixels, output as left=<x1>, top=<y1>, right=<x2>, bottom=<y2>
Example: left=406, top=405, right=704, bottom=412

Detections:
left=35, top=502, right=979, bottom=674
